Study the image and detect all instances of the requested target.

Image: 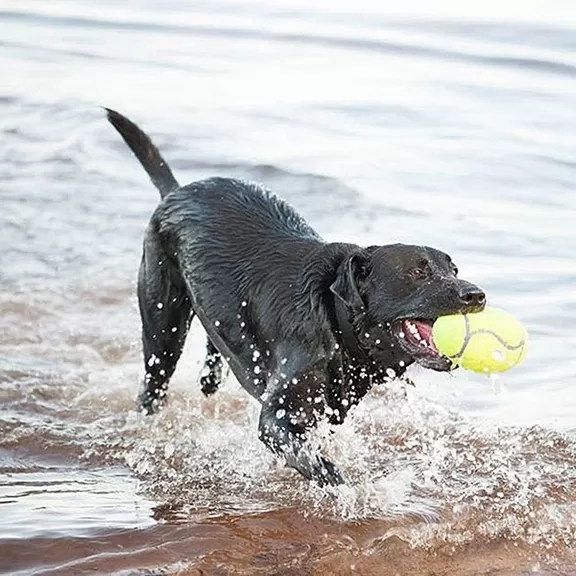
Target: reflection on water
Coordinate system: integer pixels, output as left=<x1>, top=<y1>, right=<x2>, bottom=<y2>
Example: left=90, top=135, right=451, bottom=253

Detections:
left=2, top=1, right=576, bottom=574
left=0, top=465, right=154, bottom=539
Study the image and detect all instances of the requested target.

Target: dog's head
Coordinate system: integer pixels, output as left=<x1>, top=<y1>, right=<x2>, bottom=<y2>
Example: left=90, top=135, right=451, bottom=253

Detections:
left=330, top=244, right=485, bottom=372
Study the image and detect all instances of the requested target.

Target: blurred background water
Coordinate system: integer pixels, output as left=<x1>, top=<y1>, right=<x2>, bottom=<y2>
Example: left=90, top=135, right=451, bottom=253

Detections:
left=2, top=1, right=576, bottom=574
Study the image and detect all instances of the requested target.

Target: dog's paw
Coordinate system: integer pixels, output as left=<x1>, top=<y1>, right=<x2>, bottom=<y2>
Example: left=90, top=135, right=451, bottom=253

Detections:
left=311, top=456, right=345, bottom=487
left=200, top=372, right=221, bottom=396
left=292, top=450, right=345, bottom=487
left=138, top=388, right=165, bottom=415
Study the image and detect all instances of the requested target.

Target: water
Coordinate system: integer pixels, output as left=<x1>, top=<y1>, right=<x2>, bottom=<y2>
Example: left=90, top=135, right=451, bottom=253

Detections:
left=2, top=1, right=576, bottom=574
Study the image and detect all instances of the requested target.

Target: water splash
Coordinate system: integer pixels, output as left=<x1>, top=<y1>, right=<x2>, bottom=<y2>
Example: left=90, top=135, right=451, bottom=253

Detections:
left=66, top=364, right=576, bottom=555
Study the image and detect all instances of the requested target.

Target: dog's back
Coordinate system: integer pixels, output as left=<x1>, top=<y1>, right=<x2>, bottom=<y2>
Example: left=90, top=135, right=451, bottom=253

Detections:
left=156, top=176, right=322, bottom=247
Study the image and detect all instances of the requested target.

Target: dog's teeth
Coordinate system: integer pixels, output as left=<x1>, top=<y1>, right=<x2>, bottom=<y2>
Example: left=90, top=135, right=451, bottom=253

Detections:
left=406, top=321, right=425, bottom=342
left=407, top=322, right=418, bottom=335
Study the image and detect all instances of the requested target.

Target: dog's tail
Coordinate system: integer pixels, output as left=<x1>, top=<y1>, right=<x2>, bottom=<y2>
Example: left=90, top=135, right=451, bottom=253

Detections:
left=105, top=108, right=179, bottom=198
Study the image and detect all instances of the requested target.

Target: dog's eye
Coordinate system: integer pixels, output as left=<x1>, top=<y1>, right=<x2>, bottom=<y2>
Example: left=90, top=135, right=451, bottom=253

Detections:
left=410, top=268, right=427, bottom=280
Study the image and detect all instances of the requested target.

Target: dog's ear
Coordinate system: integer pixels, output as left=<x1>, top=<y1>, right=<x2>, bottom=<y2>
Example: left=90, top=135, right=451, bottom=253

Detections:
left=330, top=252, right=369, bottom=310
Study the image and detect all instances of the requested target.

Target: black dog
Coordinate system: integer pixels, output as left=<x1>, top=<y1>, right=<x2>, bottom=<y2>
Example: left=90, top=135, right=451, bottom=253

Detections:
left=107, top=109, right=486, bottom=486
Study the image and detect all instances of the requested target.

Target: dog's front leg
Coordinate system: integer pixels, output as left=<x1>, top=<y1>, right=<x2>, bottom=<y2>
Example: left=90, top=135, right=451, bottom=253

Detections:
left=258, top=375, right=345, bottom=487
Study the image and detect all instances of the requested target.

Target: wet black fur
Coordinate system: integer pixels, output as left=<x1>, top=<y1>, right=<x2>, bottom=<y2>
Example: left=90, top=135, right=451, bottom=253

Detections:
left=106, top=109, right=486, bottom=487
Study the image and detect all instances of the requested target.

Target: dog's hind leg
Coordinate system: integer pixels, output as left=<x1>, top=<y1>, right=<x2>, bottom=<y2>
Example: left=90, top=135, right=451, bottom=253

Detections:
left=200, top=338, right=223, bottom=396
left=137, top=230, right=193, bottom=414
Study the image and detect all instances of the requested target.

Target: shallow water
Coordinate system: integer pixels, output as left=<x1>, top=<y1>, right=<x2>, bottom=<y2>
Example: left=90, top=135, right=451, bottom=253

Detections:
left=2, top=1, right=576, bottom=574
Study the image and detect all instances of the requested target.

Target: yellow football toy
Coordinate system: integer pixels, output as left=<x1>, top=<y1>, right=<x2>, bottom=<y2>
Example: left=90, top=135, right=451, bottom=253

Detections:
left=432, top=307, right=528, bottom=373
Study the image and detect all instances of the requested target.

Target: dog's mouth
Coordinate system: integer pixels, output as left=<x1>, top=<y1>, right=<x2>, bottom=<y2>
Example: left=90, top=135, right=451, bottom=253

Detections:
left=392, top=318, right=453, bottom=372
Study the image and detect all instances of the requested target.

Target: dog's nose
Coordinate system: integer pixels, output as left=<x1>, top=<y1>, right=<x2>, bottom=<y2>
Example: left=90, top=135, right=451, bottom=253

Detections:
left=458, top=283, right=486, bottom=311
